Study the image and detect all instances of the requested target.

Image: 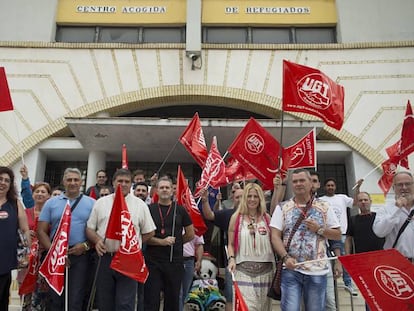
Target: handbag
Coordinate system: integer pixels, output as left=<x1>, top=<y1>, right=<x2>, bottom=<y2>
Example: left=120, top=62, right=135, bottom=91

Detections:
left=267, top=197, right=314, bottom=300
left=17, top=228, right=30, bottom=269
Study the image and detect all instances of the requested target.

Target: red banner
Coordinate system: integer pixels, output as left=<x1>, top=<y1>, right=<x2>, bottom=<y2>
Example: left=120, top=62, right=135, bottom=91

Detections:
left=0, top=67, right=14, bottom=112
left=39, top=202, right=71, bottom=295
left=284, top=128, right=316, bottom=169
left=19, top=237, right=40, bottom=295
left=227, top=118, right=281, bottom=189
left=179, top=112, right=208, bottom=168
left=233, top=280, right=249, bottom=311
left=338, top=249, right=414, bottom=310
left=378, top=158, right=399, bottom=196
left=283, top=60, right=344, bottom=130
left=225, top=156, right=256, bottom=183
left=176, top=165, right=207, bottom=236
left=386, top=140, right=409, bottom=170
left=400, top=100, right=414, bottom=159
left=88, top=186, right=97, bottom=200
left=122, top=144, right=128, bottom=169
left=194, top=136, right=226, bottom=197
left=107, top=185, right=149, bottom=282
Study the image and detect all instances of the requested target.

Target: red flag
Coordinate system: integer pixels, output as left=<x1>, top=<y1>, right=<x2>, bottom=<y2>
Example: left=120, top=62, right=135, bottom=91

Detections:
left=284, top=128, right=317, bottom=169
left=39, top=202, right=71, bottom=295
left=400, top=100, right=414, bottom=159
left=122, top=144, right=128, bottom=169
left=233, top=280, right=249, bottom=311
left=88, top=186, right=97, bottom=200
left=176, top=166, right=208, bottom=236
left=386, top=140, right=409, bottom=170
left=194, top=136, right=226, bottom=197
left=227, top=118, right=281, bottom=190
left=225, top=156, right=256, bottom=183
left=179, top=112, right=208, bottom=168
left=0, top=67, right=14, bottom=112
left=19, top=237, right=40, bottom=295
left=107, top=185, right=149, bottom=282
left=378, top=158, right=399, bottom=196
left=338, top=249, right=414, bottom=310
left=283, top=60, right=344, bottom=130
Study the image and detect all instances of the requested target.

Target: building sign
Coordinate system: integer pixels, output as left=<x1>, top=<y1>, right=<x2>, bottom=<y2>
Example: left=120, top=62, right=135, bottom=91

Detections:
left=57, top=0, right=336, bottom=26
left=204, top=0, right=337, bottom=25
left=56, top=0, right=186, bottom=25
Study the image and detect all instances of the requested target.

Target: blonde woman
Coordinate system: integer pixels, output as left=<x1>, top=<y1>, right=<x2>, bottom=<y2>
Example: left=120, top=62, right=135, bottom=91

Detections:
left=227, top=183, right=275, bottom=311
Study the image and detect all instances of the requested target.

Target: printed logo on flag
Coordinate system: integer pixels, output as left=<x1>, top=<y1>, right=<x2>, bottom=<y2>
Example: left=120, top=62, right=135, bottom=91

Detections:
left=297, top=73, right=332, bottom=109
left=120, top=211, right=139, bottom=254
left=374, top=265, right=414, bottom=300
left=245, top=133, right=264, bottom=154
left=385, top=163, right=398, bottom=176
left=289, top=143, right=306, bottom=167
left=48, top=232, right=68, bottom=275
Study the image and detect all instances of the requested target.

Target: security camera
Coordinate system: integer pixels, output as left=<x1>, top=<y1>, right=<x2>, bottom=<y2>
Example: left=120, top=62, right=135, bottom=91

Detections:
left=188, top=53, right=199, bottom=61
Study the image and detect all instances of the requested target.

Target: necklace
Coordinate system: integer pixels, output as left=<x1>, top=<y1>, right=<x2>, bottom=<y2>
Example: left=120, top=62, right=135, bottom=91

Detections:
left=246, top=215, right=257, bottom=248
left=158, top=203, right=172, bottom=236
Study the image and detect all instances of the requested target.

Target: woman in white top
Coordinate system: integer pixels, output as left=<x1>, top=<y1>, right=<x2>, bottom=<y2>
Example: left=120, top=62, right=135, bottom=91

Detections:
left=227, top=183, right=275, bottom=311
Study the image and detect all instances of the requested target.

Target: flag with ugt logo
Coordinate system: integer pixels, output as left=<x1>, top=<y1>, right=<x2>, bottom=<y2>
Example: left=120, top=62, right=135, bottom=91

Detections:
left=39, top=202, right=71, bottom=295
left=193, top=136, right=226, bottom=197
left=227, top=117, right=281, bottom=190
left=283, top=60, right=344, bottom=130
left=176, top=165, right=207, bottom=236
left=338, top=249, right=414, bottom=310
left=19, top=237, right=40, bottom=295
left=106, top=185, right=149, bottom=282
left=179, top=112, right=208, bottom=168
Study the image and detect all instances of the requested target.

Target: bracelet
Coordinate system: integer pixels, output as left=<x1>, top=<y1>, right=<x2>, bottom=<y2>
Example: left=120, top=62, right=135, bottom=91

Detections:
left=228, top=255, right=235, bottom=261
left=281, top=253, right=290, bottom=263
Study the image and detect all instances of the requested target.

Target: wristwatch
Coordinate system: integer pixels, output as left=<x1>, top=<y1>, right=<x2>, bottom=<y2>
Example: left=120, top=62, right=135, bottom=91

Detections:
left=317, top=227, right=325, bottom=236
left=83, top=242, right=90, bottom=251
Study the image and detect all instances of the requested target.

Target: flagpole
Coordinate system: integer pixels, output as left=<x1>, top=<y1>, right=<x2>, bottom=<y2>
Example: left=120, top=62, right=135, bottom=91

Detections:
left=351, top=163, right=382, bottom=190
left=169, top=200, right=178, bottom=262
left=277, top=104, right=286, bottom=176
left=87, top=250, right=103, bottom=311
left=12, top=112, right=24, bottom=164
left=156, top=140, right=180, bottom=176
left=65, top=265, right=69, bottom=311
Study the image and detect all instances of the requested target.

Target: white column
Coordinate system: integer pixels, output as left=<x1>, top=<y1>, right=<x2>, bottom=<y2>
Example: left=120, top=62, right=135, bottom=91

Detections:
left=86, top=151, right=106, bottom=189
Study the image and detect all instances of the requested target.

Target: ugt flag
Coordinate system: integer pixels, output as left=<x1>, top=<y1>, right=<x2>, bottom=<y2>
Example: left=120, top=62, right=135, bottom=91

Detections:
left=39, top=202, right=71, bottom=295
left=193, top=136, right=226, bottom=197
left=106, top=184, right=149, bottom=282
left=399, top=100, right=414, bottom=159
left=179, top=112, right=208, bottom=168
left=176, top=165, right=207, bottom=236
left=283, top=60, right=344, bottom=130
left=0, top=67, right=14, bottom=112
left=228, top=117, right=281, bottom=189
left=338, top=249, right=414, bottom=311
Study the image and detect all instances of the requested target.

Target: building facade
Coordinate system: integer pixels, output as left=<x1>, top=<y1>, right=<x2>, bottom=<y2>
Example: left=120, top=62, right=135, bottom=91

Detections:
left=0, top=0, right=413, bottom=204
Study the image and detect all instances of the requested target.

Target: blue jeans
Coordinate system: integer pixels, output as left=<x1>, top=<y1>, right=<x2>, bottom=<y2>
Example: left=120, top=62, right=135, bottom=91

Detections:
left=340, top=235, right=352, bottom=287
left=280, top=269, right=326, bottom=311
left=179, top=258, right=195, bottom=311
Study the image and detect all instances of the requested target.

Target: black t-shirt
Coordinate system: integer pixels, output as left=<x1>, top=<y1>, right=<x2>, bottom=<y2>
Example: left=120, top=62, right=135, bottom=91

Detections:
left=346, top=212, right=385, bottom=253
left=146, top=202, right=192, bottom=263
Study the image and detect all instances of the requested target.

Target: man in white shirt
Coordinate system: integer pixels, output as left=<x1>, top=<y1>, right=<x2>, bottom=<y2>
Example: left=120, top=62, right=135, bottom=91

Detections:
left=373, top=171, right=414, bottom=261
left=319, top=177, right=356, bottom=295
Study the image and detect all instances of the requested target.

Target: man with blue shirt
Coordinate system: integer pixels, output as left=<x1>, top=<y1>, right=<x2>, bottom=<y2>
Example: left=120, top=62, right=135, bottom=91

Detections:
left=37, top=167, right=95, bottom=311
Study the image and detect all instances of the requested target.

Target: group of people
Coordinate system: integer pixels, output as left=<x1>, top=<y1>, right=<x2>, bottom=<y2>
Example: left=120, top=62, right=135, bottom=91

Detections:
left=0, top=164, right=413, bottom=311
